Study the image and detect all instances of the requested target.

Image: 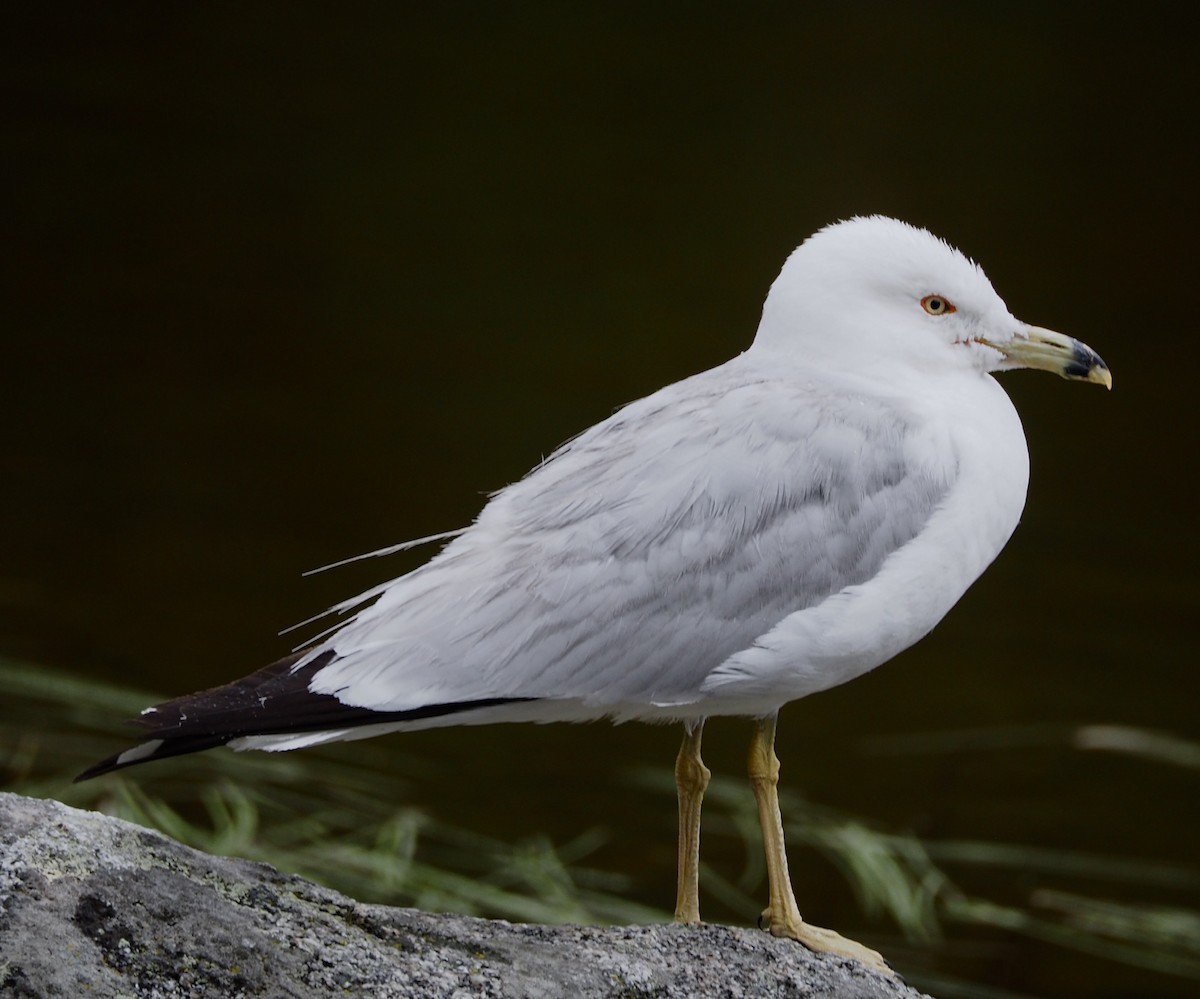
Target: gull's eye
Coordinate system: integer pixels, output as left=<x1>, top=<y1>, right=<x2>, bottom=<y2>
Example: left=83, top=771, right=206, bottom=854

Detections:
left=921, top=294, right=956, bottom=316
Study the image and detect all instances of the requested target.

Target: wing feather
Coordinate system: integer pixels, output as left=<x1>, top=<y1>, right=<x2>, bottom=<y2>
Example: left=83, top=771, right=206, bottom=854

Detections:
left=305, top=358, right=955, bottom=714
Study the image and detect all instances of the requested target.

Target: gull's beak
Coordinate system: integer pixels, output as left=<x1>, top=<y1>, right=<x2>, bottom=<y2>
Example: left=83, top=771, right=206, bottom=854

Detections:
left=980, top=325, right=1112, bottom=389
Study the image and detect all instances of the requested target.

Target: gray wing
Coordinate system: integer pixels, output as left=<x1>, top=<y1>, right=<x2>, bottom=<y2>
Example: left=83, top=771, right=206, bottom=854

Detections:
left=305, top=360, right=955, bottom=713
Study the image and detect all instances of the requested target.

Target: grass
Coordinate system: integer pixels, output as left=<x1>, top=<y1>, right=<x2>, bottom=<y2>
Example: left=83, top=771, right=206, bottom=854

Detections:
left=1, top=656, right=658, bottom=926
left=4, top=655, right=1200, bottom=995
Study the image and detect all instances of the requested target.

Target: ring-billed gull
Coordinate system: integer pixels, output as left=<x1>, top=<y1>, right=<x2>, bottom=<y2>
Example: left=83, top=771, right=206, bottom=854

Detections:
left=79, top=216, right=1110, bottom=975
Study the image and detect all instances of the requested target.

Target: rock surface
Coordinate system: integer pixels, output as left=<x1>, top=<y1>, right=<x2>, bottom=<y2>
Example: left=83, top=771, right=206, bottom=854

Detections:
left=0, top=792, right=929, bottom=998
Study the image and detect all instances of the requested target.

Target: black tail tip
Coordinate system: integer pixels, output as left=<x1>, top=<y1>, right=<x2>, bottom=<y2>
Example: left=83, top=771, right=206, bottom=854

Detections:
left=75, top=733, right=232, bottom=782
left=74, top=739, right=164, bottom=782
left=73, top=759, right=116, bottom=783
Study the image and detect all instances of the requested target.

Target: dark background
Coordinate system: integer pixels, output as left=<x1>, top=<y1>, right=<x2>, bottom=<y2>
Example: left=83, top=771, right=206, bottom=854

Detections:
left=4, top=6, right=1197, bottom=997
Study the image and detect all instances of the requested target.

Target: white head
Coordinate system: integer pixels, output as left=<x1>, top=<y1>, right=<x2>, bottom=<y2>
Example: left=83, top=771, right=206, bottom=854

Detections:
left=752, top=216, right=1110, bottom=388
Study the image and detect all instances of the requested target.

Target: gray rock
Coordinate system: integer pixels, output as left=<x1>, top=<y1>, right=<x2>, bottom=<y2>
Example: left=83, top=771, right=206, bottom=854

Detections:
left=0, top=792, right=929, bottom=998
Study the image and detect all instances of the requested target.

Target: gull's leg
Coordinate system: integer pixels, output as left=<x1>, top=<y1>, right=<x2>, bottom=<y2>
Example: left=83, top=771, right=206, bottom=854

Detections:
left=673, top=718, right=710, bottom=924
left=748, top=715, right=894, bottom=976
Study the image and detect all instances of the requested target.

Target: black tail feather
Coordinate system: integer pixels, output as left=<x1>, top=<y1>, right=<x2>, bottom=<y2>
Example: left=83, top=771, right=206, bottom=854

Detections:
left=76, top=648, right=535, bottom=781
left=74, top=733, right=234, bottom=782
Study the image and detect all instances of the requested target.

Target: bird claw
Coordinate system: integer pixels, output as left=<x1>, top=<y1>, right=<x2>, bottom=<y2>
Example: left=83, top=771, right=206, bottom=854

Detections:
left=758, top=908, right=895, bottom=978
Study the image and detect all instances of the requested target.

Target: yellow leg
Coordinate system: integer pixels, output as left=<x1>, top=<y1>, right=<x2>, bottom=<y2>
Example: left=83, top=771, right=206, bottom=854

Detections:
left=673, top=719, right=710, bottom=924
left=748, top=715, right=894, bottom=976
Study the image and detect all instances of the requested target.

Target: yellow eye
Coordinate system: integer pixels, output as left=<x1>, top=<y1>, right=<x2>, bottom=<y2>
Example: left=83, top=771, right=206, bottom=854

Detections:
left=921, top=294, right=956, bottom=316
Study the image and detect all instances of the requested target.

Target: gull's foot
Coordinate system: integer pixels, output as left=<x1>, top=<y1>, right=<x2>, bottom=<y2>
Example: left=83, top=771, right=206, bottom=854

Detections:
left=759, top=907, right=894, bottom=978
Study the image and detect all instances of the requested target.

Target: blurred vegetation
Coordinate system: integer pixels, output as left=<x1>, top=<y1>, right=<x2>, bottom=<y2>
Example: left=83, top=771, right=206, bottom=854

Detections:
left=1, top=656, right=656, bottom=925
left=4, top=656, right=1199, bottom=997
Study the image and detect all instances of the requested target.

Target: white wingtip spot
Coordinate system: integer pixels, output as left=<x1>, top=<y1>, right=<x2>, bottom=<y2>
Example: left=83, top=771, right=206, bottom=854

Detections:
left=116, top=739, right=165, bottom=766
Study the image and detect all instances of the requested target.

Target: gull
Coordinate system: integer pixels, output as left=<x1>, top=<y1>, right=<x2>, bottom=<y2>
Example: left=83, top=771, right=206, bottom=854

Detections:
left=78, top=216, right=1110, bottom=975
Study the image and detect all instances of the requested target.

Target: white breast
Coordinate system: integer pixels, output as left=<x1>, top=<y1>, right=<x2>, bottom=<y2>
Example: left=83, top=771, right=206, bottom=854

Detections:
left=698, top=371, right=1029, bottom=714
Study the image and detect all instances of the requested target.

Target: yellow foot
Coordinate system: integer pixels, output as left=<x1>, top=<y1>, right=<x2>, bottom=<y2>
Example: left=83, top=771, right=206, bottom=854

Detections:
left=760, top=908, right=894, bottom=977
